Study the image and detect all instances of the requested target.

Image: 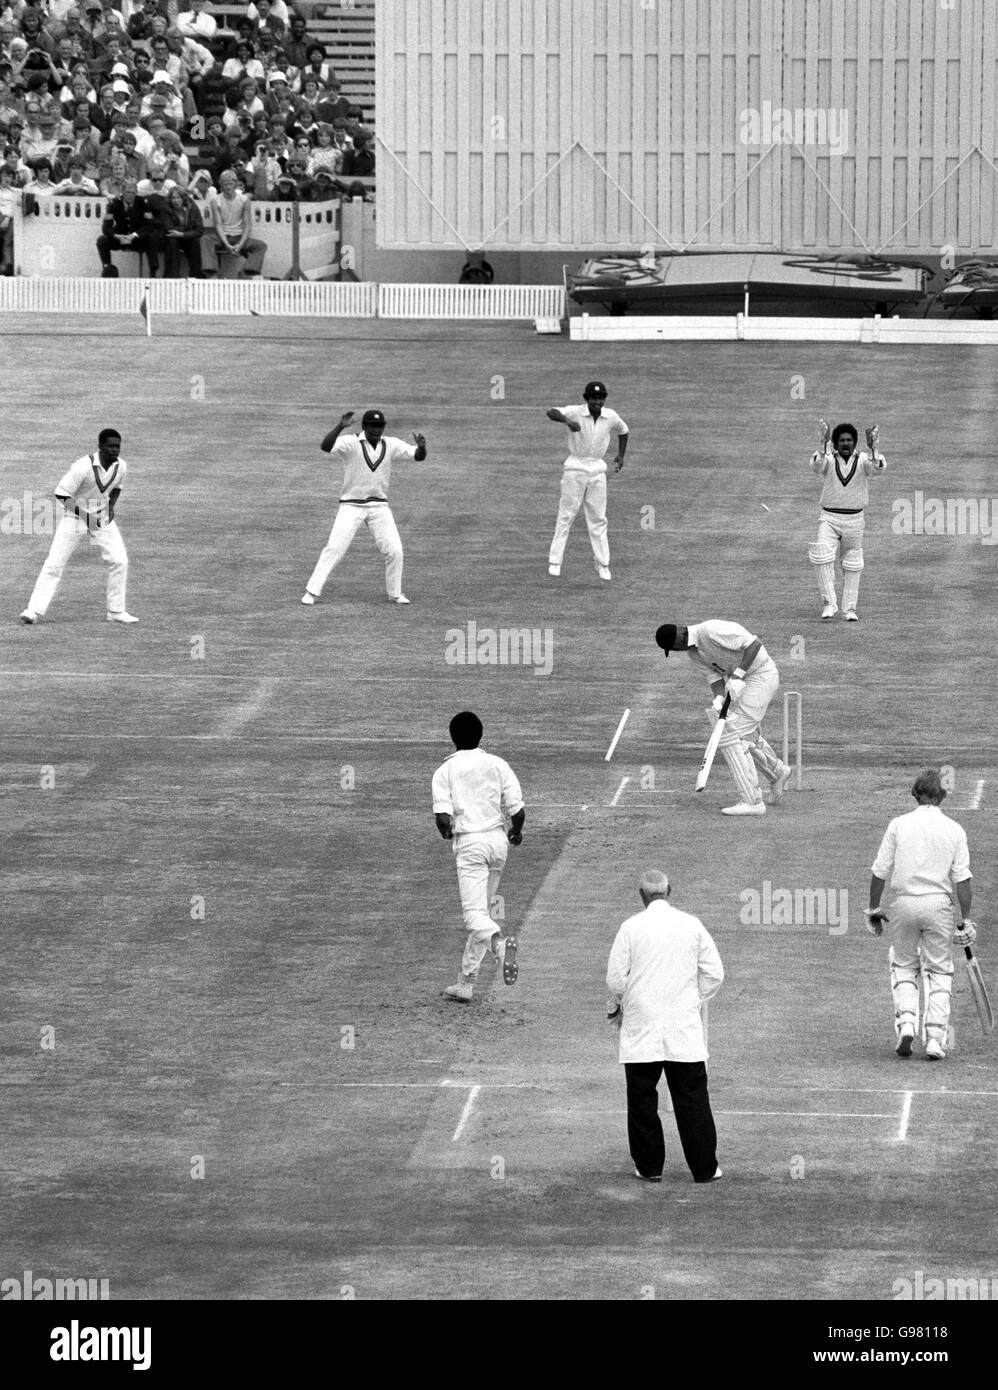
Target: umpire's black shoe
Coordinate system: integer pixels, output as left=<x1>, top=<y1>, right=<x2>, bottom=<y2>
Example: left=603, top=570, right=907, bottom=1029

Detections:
left=633, top=1169, right=662, bottom=1183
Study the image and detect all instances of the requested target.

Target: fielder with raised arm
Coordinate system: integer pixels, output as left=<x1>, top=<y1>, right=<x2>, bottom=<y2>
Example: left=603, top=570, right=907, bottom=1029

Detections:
left=19, top=428, right=138, bottom=626
left=866, top=769, right=975, bottom=1061
left=432, top=711, right=524, bottom=1004
left=655, top=620, right=792, bottom=816
left=808, top=419, right=886, bottom=622
left=301, top=409, right=427, bottom=607
left=546, top=380, right=628, bottom=582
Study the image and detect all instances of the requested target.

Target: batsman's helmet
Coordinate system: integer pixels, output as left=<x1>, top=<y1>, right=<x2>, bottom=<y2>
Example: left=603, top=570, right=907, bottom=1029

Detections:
left=583, top=380, right=608, bottom=398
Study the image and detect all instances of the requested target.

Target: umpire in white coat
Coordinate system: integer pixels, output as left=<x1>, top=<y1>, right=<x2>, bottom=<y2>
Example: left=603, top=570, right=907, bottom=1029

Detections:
left=606, top=870, right=724, bottom=1183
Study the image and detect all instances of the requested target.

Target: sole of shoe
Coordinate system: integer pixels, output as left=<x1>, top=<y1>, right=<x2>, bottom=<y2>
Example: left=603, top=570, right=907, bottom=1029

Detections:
left=633, top=1171, right=662, bottom=1183
left=896, top=1033, right=914, bottom=1057
left=501, top=936, right=518, bottom=985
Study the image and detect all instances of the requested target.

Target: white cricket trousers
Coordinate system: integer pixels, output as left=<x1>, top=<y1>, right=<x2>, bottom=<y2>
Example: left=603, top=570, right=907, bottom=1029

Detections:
left=306, top=501, right=403, bottom=599
left=28, top=515, right=128, bottom=616
left=888, top=893, right=955, bottom=1043
left=453, top=828, right=508, bottom=979
left=549, top=468, right=609, bottom=568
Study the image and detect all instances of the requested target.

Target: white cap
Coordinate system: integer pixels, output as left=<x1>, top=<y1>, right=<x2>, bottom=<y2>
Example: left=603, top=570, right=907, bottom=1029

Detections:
left=111, top=79, right=131, bottom=94
left=269, top=71, right=288, bottom=84
left=111, top=62, right=130, bottom=75
left=152, top=70, right=173, bottom=85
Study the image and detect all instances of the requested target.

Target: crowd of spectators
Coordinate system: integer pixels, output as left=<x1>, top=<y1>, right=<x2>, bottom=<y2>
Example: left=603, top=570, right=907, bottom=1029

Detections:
left=0, top=0, right=376, bottom=277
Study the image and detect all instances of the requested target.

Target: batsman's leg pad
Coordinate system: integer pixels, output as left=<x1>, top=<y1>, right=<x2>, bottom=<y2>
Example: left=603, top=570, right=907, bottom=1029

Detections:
left=719, top=739, right=762, bottom=804
left=841, top=548, right=864, bottom=612
left=748, top=734, right=782, bottom=782
left=922, top=964, right=954, bottom=1041
left=808, top=541, right=838, bottom=604
left=889, top=946, right=920, bottom=1033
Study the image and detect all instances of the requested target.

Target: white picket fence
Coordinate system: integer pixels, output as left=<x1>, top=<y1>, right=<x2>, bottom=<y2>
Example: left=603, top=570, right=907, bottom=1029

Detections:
left=377, top=283, right=567, bottom=319
left=0, top=276, right=378, bottom=317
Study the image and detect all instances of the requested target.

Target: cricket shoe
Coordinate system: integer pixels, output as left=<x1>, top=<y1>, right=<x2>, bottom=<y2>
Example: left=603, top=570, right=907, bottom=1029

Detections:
left=444, top=980, right=474, bottom=1003
left=721, top=801, right=766, bottom=816
left=895, top=1026, right=915, bottom=1058
left=633, top=1169, right=662, bottom=1183
left=821, top=602, right=838, bottom=620
left=300, top=592, right=317, bottom=606
left=695, top=1165, right=723, bottom=1184
left=388, top=594, right=411, bottom=605
left=843, top=610, right=859, bottom=622
left=106, top=611, right=138, bottom=623
left=597, top=565, right=612, bottom=582
left=769, top=761, right=793, bottom=803
left=495, top=935, right=518, bottom=985
left=548, top=563, right=561, bottom=577
left=925, top=1037, right=946, bottom=1060
left=18, top=609, right=38, bottom=625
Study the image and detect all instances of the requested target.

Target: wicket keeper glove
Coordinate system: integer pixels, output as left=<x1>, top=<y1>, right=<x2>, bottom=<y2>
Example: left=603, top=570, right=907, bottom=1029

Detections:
left=954, top=921, right=977, bottom=947
left=864, top=907, right=889, bottom=936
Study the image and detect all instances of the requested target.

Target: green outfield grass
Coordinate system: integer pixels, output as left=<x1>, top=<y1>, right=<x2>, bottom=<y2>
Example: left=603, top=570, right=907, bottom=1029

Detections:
left=1, top=322, right=995, bottom=1301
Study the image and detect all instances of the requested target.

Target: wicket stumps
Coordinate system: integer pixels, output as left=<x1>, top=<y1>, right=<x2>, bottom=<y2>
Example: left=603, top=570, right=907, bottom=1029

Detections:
left=782, top=691, right=803, bottom=791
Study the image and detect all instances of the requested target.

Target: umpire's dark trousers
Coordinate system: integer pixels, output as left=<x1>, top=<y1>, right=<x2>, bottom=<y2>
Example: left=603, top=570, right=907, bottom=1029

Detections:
left=625, top=1060, right=718, bottom=1182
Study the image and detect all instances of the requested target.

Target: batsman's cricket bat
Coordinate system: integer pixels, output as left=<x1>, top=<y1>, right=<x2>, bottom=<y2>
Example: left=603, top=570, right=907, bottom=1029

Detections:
left=695, top=693, right=732, bottom=792
left=963, top=944, right=995, bottom=1035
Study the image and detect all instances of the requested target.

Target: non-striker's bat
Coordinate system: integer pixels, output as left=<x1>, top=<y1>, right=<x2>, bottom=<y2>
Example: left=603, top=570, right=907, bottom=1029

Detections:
left=963, top=942, right=994, bottom=1035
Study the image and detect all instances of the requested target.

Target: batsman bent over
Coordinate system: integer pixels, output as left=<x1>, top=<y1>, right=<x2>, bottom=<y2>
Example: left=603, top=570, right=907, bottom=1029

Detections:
left=655, top=620, right=793, bottom=816
left=431, top=711, right=524, bottom=1003
left=866, top=769, right=975, bottom=1060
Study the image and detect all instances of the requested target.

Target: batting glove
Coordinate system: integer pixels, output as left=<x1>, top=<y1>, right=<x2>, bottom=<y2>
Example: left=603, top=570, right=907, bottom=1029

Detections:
left=606, top=999, right=623, bottom=1029
left=726, top=676, right=746, bottom=703
left=954, top=921, right=977, bottom=947
left=711, top=694, right=725, bottom=715
left=864, top=907, right=889, bottom=936
left=865, top=425, right=880, bottom=451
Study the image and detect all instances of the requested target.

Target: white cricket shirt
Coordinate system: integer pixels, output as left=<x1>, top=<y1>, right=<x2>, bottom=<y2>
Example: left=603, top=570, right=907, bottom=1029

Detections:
left=871, top=804, right=972, bottom=896
left=685, top=619, right=777, bottom=683
left=54, top=453, right=127, bottom=528
left=431, top=748, right=524, bottom=836
left=606, top=899, right=724, bottom=1063
left=331, top=434, right=417, bottom=503
left=557, top=404, right=628, bottom=476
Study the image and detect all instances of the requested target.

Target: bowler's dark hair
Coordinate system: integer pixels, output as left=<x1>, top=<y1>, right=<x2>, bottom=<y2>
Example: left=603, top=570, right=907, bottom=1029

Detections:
left=831, top=423, right=857, bottom=448
left=911, top=769, right=945, bottom=804
left=449, top=711, right=483, bottom=749
left=98, top=428, right=121, bottom=446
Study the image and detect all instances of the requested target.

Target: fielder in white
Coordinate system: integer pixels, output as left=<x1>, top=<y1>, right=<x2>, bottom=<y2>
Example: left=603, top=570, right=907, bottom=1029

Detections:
left=301, top=409, right=427, bottom=607
left=546, top=380, right=628, bottom=582
left=808, top=419, right=886, bottom=622
left=19, top=428, right=138, bottom=625
left=655, top=620, right=792, bottom=816
left=432, top=710, right=524, bottom=1004
left=866, top=768, right=975, bottom=1061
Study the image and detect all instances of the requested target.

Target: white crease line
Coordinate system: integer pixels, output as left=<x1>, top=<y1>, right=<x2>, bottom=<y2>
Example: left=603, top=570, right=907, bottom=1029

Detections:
left=604, top=708, right=630, bottom=761
left=896, top=1091, right=914, bottom=1143
left=609, top=776, right=630, bottom=808
left=787, top=1086, right=998, bottom=1097
left=452, top=1084, right=481, bottom=1142
left=214, top=676, right=279, bottom=738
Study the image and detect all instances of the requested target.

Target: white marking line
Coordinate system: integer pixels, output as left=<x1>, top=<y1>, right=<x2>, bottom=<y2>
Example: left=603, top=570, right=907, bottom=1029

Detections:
left=275, top=1081, right=533, bottom=1090
left=452, top=1084, right=481, bottom=1142
left=604, top=708, right=630, bottom=761
left=609, top=776, right=630, bottom=807
left=896, top=1091, right=914, bottom=1143
left=215, top=676, right=278, bottom=738
left=970, top=778, right=985, bottom=809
